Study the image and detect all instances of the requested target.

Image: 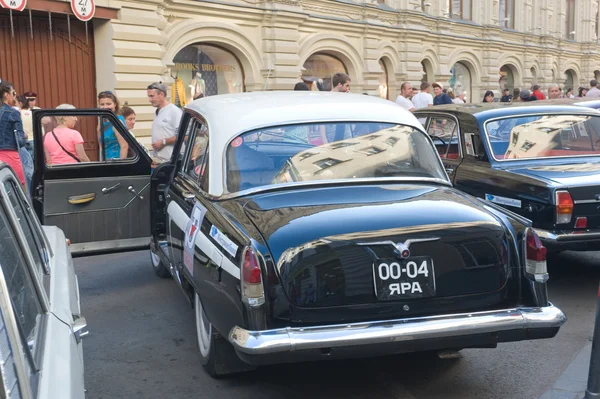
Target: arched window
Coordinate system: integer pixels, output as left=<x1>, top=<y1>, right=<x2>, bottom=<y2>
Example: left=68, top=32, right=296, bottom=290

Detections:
left=378, top=59, right=388, bottom=99
left=450, top=62, right=471, bottom=102
left=302, top=53, right=347, bottom=91
left=499, top=65, right=515, bottom=92
left=564, top=69, right=577, bottom=91
left=172, top=44, right=245, bottom=106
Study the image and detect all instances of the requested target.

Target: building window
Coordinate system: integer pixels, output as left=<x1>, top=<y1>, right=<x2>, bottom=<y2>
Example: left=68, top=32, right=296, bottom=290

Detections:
left=378, top=59, right=388, bottom=100
left=302, top=53, right=347, bottom=91
left=450, top=62, right=471, bottom=103
left=566, top=0, right=576, bottom=40
left=449, top=0, right=472, bottom=20
left=171, top=44, right=245, bottom=107
left=499, top=0, right=515, bottom=29
left=499, top=65, right=515, bottom=92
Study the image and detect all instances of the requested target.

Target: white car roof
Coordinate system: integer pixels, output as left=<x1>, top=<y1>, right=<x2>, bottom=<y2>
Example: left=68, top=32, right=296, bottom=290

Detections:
left=185, top=92, right=424, bottom=197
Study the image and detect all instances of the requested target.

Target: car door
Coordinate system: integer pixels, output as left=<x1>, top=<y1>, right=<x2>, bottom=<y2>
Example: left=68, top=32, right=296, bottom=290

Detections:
left=165, top=114, right=242, bottom=336
left=423, top=113, right=463, bottom=183
left=31, top=108, right=153, bottom=256
left=0, top=166, right=86, bottom=398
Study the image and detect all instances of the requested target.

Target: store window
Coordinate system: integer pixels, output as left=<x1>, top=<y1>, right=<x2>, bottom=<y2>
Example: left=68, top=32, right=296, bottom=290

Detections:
left=171, top=44, right=245, bottom=107
left=378, top=59, right=388, bottom=99
left=302, top=53, right=347, bottom=91
left=450, top=62, right=471, bottom=103
left=499, top=65, right=514, bottom=92
left=565, top=69, right=577, bottom=91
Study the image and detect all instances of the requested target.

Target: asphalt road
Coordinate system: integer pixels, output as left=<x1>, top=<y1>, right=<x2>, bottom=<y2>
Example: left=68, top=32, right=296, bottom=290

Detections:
left=76, top=250, right=599, bottom=399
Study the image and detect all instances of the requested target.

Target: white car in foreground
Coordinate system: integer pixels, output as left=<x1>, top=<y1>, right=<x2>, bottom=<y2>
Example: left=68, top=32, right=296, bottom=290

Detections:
left=0, top=164, right=86, bottom=398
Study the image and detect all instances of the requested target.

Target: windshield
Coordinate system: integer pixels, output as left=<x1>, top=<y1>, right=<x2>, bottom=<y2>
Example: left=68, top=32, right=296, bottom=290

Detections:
left=485, top=114, right=600, bottom=161
left=225, top=122, right=447, bottom=192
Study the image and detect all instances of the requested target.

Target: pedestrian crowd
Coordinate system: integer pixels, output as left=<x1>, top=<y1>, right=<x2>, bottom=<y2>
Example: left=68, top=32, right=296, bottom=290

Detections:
left=0, top=77, right=182, bottom=195
left=390, top=78, right=600, bottom=112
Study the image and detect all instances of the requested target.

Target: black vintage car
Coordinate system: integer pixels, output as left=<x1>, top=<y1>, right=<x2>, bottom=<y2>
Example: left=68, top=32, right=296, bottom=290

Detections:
left=415, top=102, right=600, bottom=253
left=32, top=92, right=566, bottom=377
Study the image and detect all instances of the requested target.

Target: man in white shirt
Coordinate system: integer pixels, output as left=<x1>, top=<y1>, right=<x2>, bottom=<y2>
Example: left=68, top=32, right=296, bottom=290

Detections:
left=395, top=82, right=415, bottom=112
left=586, top=79, right=600, bottom=98
left=148, top=82, right=183, bottom=162
left=411, top=82, right=434, bottom=109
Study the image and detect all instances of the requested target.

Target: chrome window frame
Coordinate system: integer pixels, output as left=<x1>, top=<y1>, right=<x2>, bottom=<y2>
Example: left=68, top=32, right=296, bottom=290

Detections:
left=421, top=112, right=464, bottom=159
left=482, top=112, right=600, bottom=162
left=177, top=115, right=210, bottom=195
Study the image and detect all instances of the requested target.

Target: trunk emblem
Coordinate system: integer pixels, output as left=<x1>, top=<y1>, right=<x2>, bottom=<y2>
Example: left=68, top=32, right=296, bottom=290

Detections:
left=358, top=237, right=440, bottom=258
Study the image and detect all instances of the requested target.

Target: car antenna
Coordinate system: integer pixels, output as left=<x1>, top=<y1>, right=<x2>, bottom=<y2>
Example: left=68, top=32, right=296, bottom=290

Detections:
left=263, top=68, right=273, bottom=91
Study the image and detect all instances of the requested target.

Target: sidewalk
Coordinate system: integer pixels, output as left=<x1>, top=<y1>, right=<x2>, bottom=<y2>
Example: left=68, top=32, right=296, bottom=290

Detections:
left=540, top=342, right=591, bottom=399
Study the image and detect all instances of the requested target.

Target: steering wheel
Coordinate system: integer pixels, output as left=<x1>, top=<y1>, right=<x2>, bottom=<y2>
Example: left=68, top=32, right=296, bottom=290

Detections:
left=429, top=135, right=447, bottom=146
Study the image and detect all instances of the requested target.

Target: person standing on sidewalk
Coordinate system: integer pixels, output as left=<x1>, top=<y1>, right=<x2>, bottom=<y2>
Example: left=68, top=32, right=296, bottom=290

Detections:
left=147, top=82, right=183, bottom=163
left=432, top=83, right=453, bottom=105
left=0, top=80, right=27, bottom=186
left=411, top=82, right=434, bottom=109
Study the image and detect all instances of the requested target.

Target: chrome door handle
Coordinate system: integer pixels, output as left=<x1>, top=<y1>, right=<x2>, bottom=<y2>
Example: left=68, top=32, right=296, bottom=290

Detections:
left=182, top=191, right=195, bottom=202
left=102, top=182, right=121, bottom=194
left=128, top=185, right=144, bottom=200
left=72, top=315, right=89, bottom=344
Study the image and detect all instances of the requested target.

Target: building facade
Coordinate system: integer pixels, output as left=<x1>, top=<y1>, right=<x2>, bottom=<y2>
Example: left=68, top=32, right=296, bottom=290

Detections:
left=2, top=0, right=600, bottom=144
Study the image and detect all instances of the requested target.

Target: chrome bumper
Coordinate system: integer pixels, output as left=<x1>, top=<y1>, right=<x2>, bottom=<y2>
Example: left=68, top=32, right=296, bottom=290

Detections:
left=535, top=228, right=600, bottom=243
left=228, top=304, right=566, bottom=355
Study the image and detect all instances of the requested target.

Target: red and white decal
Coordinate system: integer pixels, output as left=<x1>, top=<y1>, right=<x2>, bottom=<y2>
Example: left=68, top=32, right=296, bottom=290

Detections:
left=70, top=0, right=95, bottom=22
left=0, top=0, right=27, bottom=11
left=183, top=201, right=206, bottom=274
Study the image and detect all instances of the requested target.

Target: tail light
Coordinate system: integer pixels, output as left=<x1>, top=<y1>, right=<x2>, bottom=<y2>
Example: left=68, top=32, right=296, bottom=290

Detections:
left=241, top=247, right=265, bottom=307
left=524, top=228, right=548, bottom=283
left=575, top=217, right=587, bottom=229
left=555, top=190, right=573, bottom=224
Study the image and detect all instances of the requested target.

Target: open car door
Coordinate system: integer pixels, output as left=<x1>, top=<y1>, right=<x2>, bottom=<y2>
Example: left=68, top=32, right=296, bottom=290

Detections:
left=31, top=108, right=153, bottom=256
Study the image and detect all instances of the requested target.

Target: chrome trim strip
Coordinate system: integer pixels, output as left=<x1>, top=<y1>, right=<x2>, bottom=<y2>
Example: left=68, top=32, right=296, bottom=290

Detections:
left=573, top=199, right=600, bottom=204
left=535, top=228, right=600, bottom=242
left=212, top=177, right=452, bottom=201
left=228, top=304, right=566, bottom=355
left=69, top=237, right=150, bottom=255
left=482, top=111, right=600, bottom=163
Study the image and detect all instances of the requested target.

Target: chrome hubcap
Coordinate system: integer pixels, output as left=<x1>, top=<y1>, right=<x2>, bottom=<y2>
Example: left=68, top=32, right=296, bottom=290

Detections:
left=195, top=293, right=211, bottom=357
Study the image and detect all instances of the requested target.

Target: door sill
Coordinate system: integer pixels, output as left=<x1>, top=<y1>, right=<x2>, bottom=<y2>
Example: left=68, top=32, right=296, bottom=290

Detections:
left=70, top=237, right=151, bottom=257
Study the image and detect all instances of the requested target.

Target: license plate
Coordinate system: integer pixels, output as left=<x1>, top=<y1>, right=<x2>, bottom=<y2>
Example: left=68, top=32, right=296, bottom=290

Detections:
left=372, top=256, right=435, bottom=300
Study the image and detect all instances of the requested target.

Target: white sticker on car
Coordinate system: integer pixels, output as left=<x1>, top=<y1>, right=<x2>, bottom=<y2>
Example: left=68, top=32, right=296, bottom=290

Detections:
left=183, top=201, right=207, bottom=274
left=210, top=225, right=239, bottom=258
left=485, top=194, right=521, bottom=208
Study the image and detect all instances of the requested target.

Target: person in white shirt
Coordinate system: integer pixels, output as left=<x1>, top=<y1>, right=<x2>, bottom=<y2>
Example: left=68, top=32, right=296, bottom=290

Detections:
left=411, top=82, right=434, bottom=109
left=453, top=92, right=466, bottom=104
left=147, top=82, right=183, bottom=163
left=395, top=82, right=415, bottom=112
left=585, top=80, right=600, bottom=98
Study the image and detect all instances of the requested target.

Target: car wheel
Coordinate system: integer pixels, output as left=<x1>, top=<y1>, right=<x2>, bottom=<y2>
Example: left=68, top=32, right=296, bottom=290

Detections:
left=194, top=292, right=254, bottom=377
left=150, top=248, right=171, bottom=278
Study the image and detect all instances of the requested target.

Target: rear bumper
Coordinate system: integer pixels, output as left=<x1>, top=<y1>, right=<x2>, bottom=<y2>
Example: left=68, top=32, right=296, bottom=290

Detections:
left=228, top=304, right=566, bottom=363
left=535, top=228, right=600, bottom=251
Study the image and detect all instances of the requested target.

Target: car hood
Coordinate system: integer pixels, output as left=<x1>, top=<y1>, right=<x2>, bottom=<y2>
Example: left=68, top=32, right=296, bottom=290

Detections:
left=500, top=162, right=600, bottom=187
left=243, top=184, right=505, bottom=264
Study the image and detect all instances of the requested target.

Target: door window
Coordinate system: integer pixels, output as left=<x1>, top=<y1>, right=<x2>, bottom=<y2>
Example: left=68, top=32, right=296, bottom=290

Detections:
left=3, top=181, right=49, bottom=278
left=0, top=207, right=43, bottom=368
left=183, top=121, right=209, bottom=190
left=41, top=114, right=138, bottom=167
left=427, top=116, right=460, bottom=160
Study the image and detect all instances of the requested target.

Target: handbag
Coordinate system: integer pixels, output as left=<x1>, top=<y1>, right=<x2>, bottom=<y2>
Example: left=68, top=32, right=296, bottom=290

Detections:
left=51, top=130, right=80, bottom=162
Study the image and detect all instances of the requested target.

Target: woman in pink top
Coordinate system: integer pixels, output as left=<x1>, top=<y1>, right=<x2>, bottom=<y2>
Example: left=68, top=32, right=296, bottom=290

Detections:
left=44, top=104, right=90, bottom=166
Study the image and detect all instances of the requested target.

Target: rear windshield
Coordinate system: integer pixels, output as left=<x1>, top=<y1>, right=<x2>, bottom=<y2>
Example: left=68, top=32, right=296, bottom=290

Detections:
left=225, top=122, right=447, bottom=193
left=485, top=114, right=600, bottom=161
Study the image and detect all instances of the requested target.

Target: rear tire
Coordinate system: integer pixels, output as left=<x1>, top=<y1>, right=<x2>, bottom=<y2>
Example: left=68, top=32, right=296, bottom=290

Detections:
left=150, top=248, right=171, bottom=278
left=195, top=292, right=254, bottom=377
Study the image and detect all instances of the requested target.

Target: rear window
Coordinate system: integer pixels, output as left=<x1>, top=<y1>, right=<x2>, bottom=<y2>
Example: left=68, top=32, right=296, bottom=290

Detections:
left=485, top=114, right=600, bottom=160
left=225, top=122, right=446, bottom=193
